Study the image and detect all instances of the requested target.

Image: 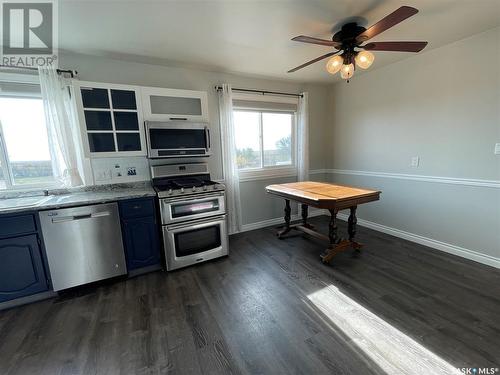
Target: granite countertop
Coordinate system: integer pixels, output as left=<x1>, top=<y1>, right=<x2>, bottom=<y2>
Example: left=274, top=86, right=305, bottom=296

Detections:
left=0, top=182, right=156, bottom=215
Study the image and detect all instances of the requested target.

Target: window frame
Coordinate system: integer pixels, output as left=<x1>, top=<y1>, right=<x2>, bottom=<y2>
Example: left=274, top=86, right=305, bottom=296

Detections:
left=0, top=72, right=58, bottom=191
left=233, top=107, right=297, bottom=182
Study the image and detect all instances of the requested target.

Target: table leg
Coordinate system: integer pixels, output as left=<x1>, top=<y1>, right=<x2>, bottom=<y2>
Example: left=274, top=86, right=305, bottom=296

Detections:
left=348, top=206, right=363, bottom=252
left=320, top=209, right=341, bottom=263
left=328, top=209, right=338, bottom=247
left=277, top=199, right=292, bottom=238
left=301, top=204, right=315, bottom=229
left=348, top=206, right=357, bottom=241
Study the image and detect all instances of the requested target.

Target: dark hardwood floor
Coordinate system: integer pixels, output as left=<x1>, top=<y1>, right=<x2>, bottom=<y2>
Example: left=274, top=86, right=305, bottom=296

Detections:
left=1, top=216, right=499, bottom=375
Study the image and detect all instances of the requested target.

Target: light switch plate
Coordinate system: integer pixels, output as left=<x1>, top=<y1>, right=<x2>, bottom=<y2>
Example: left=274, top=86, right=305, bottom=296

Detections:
left=96, top=170, right=112, bottom=181
left=410, top=156, right=420, bottom=167
left=495, top=143, right=500, bottom=155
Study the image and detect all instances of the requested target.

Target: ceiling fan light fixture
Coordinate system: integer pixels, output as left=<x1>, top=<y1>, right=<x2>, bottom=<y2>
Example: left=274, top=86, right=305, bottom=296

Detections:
left=340, top=63, right=354, bottom=80
left=355, top=51, right=375, bottom=69
left=287, top=6, right=427, bottom=79
left=326, top=55, right=344, bottom=74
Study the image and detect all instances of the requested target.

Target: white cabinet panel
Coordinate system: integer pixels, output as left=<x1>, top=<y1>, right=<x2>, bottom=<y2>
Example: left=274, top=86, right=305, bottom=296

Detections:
left=141, top=87, right=209, bottom=122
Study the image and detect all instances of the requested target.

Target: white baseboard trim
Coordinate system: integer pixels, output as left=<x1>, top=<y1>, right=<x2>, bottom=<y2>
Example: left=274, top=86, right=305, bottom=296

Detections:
left=239, top=208, right=324, bottom=233
left=336, top=213, right=500, bottom=269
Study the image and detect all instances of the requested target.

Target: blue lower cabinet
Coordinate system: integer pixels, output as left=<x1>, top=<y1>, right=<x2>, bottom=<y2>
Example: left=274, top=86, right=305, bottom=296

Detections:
left=119, top=198, right=161, bottom=272
left=0, top=234, right=49, bottom=302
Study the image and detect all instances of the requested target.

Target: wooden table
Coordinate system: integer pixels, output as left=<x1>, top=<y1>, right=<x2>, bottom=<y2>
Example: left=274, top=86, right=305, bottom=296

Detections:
left=266, top=181, right=381, bottom=264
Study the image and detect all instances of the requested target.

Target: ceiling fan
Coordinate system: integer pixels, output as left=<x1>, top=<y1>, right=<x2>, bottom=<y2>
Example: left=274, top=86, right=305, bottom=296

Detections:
left=288, top=6, right=428, bottom=80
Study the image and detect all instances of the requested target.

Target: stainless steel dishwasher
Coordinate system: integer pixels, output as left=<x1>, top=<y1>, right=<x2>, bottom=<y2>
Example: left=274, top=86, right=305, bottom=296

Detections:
left=39, top=202, right=127, bottom=291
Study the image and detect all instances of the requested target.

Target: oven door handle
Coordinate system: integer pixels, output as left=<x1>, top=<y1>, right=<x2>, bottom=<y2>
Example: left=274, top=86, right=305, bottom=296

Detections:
left=162, top=192, right=224, bottom=203
left=166, top=215, right=226, bottom=231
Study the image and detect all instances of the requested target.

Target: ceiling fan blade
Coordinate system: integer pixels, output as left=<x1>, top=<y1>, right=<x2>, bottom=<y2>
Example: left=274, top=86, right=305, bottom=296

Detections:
left=291, top=35, right=341, bottom=48
left=356, top=6, right=419, bottom=42
left=287, top=52, right=337, bottom=73
left=362, top=41, right=428, bottom=52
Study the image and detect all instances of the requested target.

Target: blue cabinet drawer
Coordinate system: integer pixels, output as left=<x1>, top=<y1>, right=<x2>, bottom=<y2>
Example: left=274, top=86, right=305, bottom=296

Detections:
left=0, top=214, right=37, bottom=238
left=119, top=198, right=156, bottom=219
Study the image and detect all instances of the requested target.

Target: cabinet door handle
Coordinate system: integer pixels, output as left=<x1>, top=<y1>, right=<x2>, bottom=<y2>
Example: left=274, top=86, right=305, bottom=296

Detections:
left=91, top=211, right=111, bottom=218
left=169, top=117, right=187, bottom=121
left=52, top=214, right=90, bottom=223
left=52, top=211, right=110, bottom=223
left=205, top=128, right=211, bottom=149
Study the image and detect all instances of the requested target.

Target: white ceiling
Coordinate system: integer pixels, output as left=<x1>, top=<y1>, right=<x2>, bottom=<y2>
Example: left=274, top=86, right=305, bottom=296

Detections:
left=59, top=0, right=500, bottom=83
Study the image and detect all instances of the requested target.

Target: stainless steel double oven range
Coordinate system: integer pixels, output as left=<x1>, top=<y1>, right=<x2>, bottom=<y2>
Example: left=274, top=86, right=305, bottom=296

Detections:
left=151, top=162, right=228, bottom=271
left=146, top=121, right=228, bottom=270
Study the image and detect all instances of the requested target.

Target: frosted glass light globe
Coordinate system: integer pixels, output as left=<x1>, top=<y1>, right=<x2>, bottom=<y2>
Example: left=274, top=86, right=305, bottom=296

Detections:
left=340, top=63, right=355, bottom=79
left=355, top=51, right=375, bottom=69
left=326, top=55, right=343, bottom=74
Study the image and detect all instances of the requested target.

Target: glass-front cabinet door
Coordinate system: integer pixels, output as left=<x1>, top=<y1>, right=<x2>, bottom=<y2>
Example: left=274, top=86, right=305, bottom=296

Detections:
left=74, top=81, right=146, bottom=157
left=141, top=87, right=209, bottom=122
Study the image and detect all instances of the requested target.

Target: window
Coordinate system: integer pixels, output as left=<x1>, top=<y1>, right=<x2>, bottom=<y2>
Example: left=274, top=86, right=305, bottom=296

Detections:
left=0, top=78, right=55, bottom=190
left=233, top=110, right=295, bottom=176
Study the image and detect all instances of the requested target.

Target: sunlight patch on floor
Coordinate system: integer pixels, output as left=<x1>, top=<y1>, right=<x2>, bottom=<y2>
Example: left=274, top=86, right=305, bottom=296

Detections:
left=307, top=286, right=461, bottom=375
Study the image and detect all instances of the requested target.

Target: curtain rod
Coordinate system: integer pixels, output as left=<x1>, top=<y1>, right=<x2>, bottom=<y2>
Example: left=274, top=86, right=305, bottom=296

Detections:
left=215, top=86, right=303, bottom=98
left=0, top=65, right=77, bottom=78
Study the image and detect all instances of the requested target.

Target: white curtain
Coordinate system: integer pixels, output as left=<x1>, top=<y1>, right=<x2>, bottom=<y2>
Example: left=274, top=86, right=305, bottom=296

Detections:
left=297, top=92, right=309, bottom=181
left=218, top=84, right=242, bottom=234
left=38, top=66, right=83, bottom=187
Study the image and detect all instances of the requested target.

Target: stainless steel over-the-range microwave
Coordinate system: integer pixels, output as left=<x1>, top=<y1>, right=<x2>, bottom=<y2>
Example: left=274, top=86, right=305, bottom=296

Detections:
left=145, top=121, right=210, bottom=158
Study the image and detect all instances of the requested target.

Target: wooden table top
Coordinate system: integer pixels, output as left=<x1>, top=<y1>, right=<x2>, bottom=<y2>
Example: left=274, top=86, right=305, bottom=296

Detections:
left=266, top=181, right=381, bottom=209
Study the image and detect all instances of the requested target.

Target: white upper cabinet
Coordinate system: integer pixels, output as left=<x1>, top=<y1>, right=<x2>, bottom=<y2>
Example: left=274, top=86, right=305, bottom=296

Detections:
left=73, top=81, right=147, bottom=157
left=73, top=81, right=210, bottom=158
left=141, top=87, right=209, bottom=122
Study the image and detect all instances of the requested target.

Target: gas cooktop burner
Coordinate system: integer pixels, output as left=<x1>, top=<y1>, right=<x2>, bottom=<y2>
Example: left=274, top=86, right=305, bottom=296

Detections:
left=151, top=163, right=225, bottom=198
left=153, top=176, right=224, bottom=198
left=155, top=177, right=215, bottom=189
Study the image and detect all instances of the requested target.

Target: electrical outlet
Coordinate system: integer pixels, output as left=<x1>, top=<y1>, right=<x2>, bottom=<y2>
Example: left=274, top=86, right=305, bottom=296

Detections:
left=495, top=143, right=500, bottom=155
left=410, top=156, right=420, bottom=167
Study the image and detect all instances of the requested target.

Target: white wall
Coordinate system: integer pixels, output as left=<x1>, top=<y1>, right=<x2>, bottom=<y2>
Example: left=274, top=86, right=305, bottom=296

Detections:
left=59, top=52, right=330, bottom=224
left=326, top=27, right=500, bottom=266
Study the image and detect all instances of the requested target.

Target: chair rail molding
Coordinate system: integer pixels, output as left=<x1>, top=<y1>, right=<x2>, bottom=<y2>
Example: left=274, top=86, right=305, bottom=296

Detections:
left=309, top=169, right=500, bottom=189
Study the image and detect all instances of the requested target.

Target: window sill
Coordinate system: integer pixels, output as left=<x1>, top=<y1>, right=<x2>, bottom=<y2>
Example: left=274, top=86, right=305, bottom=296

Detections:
left=0, top=183, right=59, bottom=196
left=238, top=167, right=297, bottom=182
